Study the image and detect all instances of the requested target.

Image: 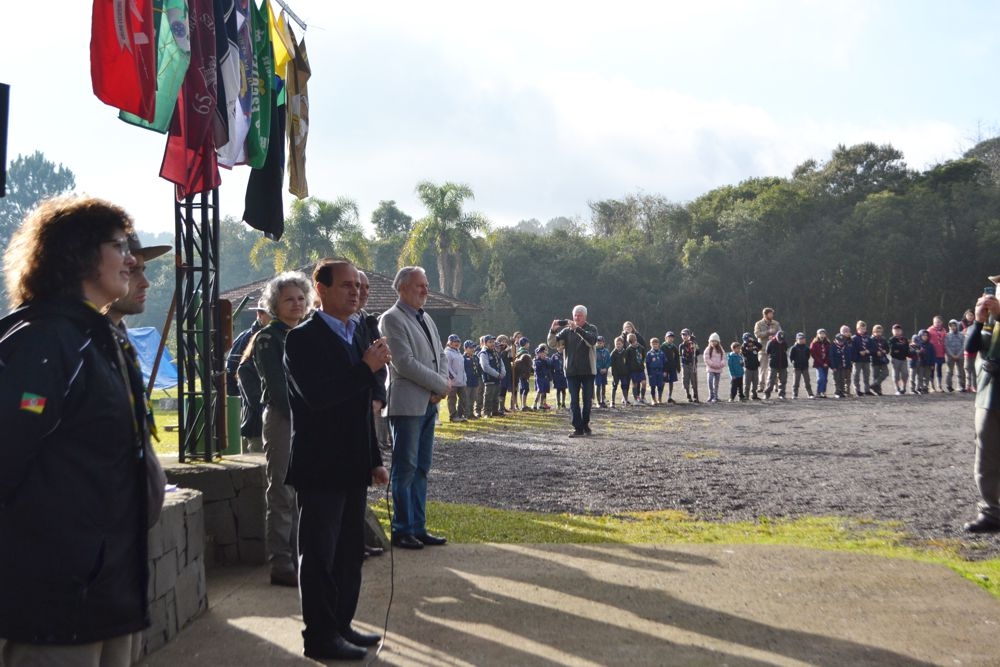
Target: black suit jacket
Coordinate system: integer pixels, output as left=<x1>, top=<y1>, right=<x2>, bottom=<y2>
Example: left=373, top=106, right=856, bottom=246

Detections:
left=356, top=308, right=387, bottom=405
left=284, top=311, right=383, bottom=490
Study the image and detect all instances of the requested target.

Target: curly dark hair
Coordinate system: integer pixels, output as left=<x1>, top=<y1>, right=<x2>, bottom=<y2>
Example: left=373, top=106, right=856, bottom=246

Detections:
left=4, top=195, right=134, bottom=307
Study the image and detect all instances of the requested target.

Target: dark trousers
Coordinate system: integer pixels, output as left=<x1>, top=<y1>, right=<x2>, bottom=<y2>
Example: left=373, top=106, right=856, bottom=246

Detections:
left=297, top=484, right=366, bottom=646
left=567, top=375, right=595, bottom=432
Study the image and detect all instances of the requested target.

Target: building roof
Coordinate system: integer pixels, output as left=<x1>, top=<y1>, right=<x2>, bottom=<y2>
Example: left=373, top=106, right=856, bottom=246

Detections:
left=220, top=266, right=482, bottom=316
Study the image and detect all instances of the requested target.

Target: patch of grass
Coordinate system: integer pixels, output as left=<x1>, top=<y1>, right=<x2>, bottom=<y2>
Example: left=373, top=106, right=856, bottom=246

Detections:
left=369, top=501, right=1000, bottom=600
left=681, top=449, right=721, bottom=459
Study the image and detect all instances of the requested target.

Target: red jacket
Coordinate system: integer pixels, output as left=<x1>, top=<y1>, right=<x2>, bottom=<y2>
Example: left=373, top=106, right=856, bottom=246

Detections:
left=810, top=339, right=830, bottom=368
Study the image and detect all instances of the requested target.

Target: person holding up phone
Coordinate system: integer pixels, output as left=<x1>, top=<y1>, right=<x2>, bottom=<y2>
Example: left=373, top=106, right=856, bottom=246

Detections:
left=961, top=281, right=1000, bottom=532
left=548, top=306, right=600, bottom=437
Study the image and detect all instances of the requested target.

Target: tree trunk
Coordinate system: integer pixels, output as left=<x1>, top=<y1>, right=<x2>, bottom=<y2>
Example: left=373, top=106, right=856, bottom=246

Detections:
left=451, top=252, right=464, bottom=297
left=437, top=249, right=450, bottom=295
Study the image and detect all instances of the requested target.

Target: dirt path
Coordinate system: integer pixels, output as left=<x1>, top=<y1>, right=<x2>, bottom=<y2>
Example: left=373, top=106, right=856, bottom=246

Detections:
left=426, top=393, right=999, bottom=557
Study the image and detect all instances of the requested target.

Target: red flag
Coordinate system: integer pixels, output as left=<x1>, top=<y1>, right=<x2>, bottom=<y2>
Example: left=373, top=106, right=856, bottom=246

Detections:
left=160, top=0, right=221, bottom=198
left=91, top=0, right=157, bottom=122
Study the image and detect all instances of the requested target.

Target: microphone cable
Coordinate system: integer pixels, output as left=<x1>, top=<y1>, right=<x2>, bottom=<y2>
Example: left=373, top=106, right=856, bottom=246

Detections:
left=368, top=480, right=394, bottom=665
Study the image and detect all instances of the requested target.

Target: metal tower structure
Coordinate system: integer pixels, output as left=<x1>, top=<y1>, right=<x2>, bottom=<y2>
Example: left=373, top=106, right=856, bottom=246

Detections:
left=174, top=189, right=224, bottom=462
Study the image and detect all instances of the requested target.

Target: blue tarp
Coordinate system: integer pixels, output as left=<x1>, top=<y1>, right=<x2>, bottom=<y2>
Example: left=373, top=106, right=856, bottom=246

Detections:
left=126, top=326, right=178, bottom=390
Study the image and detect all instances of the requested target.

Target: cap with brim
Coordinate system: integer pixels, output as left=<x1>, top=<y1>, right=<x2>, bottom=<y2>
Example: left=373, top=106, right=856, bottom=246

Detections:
left=127, top=233, right=171, bottom=261
left=484, top=335, right=495, bottom=342
left=448, top=334, right=461, bottom=342
left=463, top=340, right=475, bottom=348
left=892, top=323, right=902, bottom=329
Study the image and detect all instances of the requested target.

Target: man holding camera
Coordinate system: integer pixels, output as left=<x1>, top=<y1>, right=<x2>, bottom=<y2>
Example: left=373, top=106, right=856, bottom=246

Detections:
left=963, top=284, right=1000, bottom=532
left=548, top=305, right=599, bottom=438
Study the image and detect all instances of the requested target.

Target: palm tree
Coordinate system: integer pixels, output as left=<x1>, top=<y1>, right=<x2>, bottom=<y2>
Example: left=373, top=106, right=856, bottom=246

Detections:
left=251, top=196, right=371, bottom=273
left=399, top=180, right=489, bottom=296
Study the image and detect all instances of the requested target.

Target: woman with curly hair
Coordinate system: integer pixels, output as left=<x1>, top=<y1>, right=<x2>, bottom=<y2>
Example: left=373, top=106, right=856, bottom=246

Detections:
left=251, top=271, right=314, bottom=587
left=0, top=195, right=164, bottom=666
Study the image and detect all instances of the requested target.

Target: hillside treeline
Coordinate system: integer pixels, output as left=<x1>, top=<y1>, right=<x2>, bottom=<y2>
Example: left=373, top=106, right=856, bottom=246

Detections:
left=467, top=139, right=1000, bottom=343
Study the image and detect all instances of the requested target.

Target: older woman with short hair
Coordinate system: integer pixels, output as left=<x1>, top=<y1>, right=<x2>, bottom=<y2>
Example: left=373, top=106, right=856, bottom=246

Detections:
left=252, top=271, right=314, bottom=587
left=0, top=195, right=163, bottom=666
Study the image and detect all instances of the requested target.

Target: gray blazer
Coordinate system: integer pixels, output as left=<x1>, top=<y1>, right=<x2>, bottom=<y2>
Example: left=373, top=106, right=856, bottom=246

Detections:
left=380, top=302, right=450, bottom=416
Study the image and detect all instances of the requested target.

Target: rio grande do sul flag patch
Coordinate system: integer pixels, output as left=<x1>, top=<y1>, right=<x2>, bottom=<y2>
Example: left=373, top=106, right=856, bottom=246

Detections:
left=20, top=393, right=47, bottom=415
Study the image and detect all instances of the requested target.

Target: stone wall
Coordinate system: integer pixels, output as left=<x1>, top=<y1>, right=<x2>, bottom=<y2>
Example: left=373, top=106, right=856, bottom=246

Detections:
left=163, top=455, right=267, bottom=568
left=143, top=487, right=207, bottom=656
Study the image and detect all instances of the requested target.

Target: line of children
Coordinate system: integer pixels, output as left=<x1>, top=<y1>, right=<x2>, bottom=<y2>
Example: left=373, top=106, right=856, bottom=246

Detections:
left=458, top=317, right=970, bottom=417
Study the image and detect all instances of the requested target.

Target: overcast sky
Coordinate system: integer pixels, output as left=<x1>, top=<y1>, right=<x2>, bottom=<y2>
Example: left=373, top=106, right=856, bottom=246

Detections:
left=3, top=1, right=999, bottom=236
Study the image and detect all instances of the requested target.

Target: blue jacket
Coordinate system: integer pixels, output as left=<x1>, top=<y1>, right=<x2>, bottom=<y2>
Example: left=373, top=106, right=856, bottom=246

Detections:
left=918, top=340, right=937, bottom=365
left=645, top=348, right=666, bottom=374
left=870, top=335, right=890, bottom=365
left=727, top=351, right=745, bottom=378
left=533, top=355, right=552, bottom=382
left=829, top=342, right=852, bottom=369
left=851, top=333, right=874, bottom=363
left=595, top=346, right=612, bottom=374
left=741, top=339, right=761, bottom=370
left=463, top=354, right=480, bottom=387
left=661, top=342, right=681, bottom=372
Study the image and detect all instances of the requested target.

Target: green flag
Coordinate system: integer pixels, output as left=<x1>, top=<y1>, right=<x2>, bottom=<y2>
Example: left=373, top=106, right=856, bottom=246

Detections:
left=247, top=0, right=273, bottom=168
left=119, top=0, right=191, bottom=133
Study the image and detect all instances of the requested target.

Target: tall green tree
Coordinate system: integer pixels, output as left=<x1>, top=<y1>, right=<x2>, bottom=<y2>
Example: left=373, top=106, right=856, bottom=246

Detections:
left=251, top=196, right=371, bottom=273
left=400, top=180, right=488, bottom=296
left=371, top=199, right=413, bottom=239
left=0, top=151, right=76, bottom=243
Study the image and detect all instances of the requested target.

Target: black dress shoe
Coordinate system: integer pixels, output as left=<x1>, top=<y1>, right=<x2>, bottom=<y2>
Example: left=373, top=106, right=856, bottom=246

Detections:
left=363, top=545, right=384, bottom=558
left=303, top=636, right=366, bottom=661
left=415, top=532, right=447, bottom=546
left=568, top=430, right=585, bottom=438
left=341, top=627, right=381, bottom=647
left=964, top=514, right=1000, bottom=533
left=583, top=426, right=592, bottom=435
left=391, top=534, right=424, bottom=549
left=270, top=570, right=298, bottom=587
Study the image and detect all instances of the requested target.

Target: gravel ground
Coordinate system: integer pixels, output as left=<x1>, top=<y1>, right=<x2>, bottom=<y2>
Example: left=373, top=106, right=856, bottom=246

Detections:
left=422, top=391, right=1000, bottom=558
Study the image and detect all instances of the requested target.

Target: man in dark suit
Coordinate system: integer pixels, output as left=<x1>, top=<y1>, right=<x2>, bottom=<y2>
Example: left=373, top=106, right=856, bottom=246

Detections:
left=284, top=259, right=391, bottom=661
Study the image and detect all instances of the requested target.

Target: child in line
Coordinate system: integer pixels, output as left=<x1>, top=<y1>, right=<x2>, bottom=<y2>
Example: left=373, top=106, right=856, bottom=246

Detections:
left=610, top=336, right=631, bottom=407
left=851, top=321, right=873, bottom=396
left=661, top=332, right=680, bottom=404
left=727, top=342, right=746, bottom=402
left=741, top=332, right=761, bottom=400
left=888, top=324, right=911, bottom=395
left=809, top=329, right=830, bottom=398
left=679, top=328, right=700, bottom=403
left=461, top=340, right=480, bottom=418
left=916, top=330, right=936, bottom=393
left=703, top=332, right=726, bottom=403
left=830, top=333, right=853, bottom=398
left=869, top=324, right=890, bottom=395
left=645, top=337, right=667, bottom=404
left=789, top=332, right=814, bottom=398
left=764, top=330, right=789, bottom=399
left=550, top=345, right=568, bottom=408
left=532, top=345, right=552, bottom=410
left=626, top=333, right=647, bottom=404
left=909, top=334, right=923, bottom=394
left=945, top=319, right=966, bottom=392
left=595, top=335, right=612, bottom=407
left=513, top=338, right=534, bottom=410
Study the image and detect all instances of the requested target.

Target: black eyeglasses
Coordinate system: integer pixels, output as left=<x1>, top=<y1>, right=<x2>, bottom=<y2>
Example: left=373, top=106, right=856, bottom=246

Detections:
left=104, top=238, right=134, bottom=258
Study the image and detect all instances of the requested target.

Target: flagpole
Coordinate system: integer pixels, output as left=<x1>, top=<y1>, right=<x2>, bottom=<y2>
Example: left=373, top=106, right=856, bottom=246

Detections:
left=272, top=0, right=307, bottom=31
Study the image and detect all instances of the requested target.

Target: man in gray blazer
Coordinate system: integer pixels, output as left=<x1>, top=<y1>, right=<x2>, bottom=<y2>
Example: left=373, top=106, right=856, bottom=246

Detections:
left=379, top=267, right=452, bottom=550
